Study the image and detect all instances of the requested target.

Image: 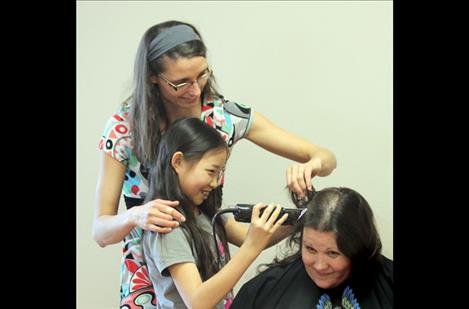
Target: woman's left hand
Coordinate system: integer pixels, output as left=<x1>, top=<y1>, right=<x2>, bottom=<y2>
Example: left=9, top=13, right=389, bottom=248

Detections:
left=286, top=157, right=322, bottom=198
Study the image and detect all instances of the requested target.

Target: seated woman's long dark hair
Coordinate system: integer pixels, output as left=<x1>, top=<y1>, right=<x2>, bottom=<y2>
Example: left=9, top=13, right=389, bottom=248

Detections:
left=263, top=187, right=383, bottom=286
left=144, top=117, right=230, bottom=280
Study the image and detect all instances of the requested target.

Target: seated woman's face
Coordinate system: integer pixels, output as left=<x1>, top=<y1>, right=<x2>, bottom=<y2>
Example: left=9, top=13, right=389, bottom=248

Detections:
left=301, top=228, right=352, bottom=289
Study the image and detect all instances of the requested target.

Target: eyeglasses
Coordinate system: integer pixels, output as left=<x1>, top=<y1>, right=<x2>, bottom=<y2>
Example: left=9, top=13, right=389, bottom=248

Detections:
left=158, top=69, right=212, bottom=92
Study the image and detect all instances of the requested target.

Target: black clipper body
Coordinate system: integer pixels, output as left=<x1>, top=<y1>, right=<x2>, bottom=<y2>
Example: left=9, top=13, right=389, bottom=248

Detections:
left=233, top=204, right=307, bottom=225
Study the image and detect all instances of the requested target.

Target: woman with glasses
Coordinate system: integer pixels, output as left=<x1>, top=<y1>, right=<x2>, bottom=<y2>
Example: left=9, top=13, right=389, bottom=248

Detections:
left=93, top=20, right=337, bottom=308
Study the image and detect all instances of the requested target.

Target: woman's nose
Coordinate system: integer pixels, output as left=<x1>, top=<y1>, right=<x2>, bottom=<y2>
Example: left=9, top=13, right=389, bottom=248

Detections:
left=187, top=80, right=202, bottom=96
left=312, top=256, right=328, bottom=272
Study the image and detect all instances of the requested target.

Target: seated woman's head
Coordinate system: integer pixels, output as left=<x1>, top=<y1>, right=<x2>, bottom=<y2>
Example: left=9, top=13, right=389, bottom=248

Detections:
left=296, top=187, right=382, bottom=289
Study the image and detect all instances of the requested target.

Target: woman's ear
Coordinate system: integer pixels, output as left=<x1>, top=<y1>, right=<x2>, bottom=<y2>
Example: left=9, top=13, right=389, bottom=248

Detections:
left=150, top=74, right=159, bottom=84
left=171, top=151, right=184, bottom=174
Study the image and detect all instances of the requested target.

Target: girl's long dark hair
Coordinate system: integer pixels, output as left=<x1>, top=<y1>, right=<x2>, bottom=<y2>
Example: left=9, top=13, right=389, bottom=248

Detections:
left=262, top=187, right=383, bottom=285
left=128, top=20, right=222, bottom=167
left=144, top=117, right=230, bottom=280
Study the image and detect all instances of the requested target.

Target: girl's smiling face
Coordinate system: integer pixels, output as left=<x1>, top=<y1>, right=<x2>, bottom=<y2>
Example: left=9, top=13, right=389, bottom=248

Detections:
left=173, top=147, right=227, bottom=208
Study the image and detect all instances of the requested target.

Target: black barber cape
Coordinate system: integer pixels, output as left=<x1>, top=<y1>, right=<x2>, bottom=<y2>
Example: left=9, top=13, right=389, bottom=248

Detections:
left=231, top=255, right=393, bottom=309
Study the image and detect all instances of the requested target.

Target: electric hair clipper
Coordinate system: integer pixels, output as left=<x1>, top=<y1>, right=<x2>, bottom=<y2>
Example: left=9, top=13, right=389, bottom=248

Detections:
left=233, top=204, right=307, bottom=225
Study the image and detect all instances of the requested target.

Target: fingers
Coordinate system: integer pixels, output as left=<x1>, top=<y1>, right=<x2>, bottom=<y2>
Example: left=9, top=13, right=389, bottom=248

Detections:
left=245, top=203, right=288, bottom=250
left=265, top=204, right=282, bottom=226
left=162, top=206, right=186, bottom=223
left=304, top=158, right=321, bottom=192
left=303, top=165, right=313, bottom=192
left=251, top=203, right=266, bottom=222
left=148, top=225, right=173, bottom=234
left=287, top=160, right=321, bottom=196
left=273, top=213, right=289, bottom=229
left=150, top=216, right=180, bottom=228
left=254, top=204, right=287, bottom=230
left=136, top=199, right=186, bottom=233
left=152, top=208, right=175, bottom=222
left=152, top=199, right=186, bottom=222
left=287, top=165, right=306, bottom=197
left=256, top=203, right=276, bottom=224
left=295, top=166, right=307, bottom=196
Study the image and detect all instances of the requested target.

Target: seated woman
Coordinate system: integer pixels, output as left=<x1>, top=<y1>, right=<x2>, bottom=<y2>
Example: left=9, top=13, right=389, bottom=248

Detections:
left=231, top=187, right=393, bottom=309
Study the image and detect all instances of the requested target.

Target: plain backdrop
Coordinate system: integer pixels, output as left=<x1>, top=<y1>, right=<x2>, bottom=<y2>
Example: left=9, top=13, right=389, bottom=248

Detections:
left=77, top=1, right=392, bottom=308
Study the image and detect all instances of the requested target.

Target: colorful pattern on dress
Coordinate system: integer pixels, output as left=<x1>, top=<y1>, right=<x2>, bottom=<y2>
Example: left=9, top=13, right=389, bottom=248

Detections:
left=214, top=230, right=233, bottom=308
left=119, top=228, right=157, bottom=308
left=316, top=286, right=361, bottom=309
left=99, top=97, right=251, bottom=308
left=98, top=104, right=149, bottom=199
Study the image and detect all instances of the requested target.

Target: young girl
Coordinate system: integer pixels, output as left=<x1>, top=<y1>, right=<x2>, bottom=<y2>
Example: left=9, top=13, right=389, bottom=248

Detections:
left=142, top=117, right=293, bottom=309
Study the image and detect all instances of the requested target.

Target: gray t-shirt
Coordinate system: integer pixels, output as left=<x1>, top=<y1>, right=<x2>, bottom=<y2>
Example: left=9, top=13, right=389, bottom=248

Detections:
left=142, top=212, right=226, bottom=309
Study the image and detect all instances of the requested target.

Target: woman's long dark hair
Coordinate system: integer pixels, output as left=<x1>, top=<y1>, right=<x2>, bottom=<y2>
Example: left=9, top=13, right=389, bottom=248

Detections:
left=128, top=20, right=222, bottom=167
left=144, top=117, right=230, bottom=280
left=263, top=187, right=383, bottom=284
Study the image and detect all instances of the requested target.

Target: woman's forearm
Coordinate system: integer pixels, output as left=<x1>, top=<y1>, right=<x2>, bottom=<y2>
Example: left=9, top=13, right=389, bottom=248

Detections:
left=93, top=209, right=135, bottom=247
left=307, top=146, right=337, bottom=176
left=246, top=111, right=337, bottom=176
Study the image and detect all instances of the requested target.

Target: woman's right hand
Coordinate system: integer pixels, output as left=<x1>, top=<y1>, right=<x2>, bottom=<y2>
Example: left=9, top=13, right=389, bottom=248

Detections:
left=243, top=203, right=288, bottom=251
left=129, top=198, right=186, bottom=233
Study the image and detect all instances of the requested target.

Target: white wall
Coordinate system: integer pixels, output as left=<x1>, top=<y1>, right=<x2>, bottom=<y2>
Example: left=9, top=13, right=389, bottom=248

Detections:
left=77, top=1, right=392, bottom=308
